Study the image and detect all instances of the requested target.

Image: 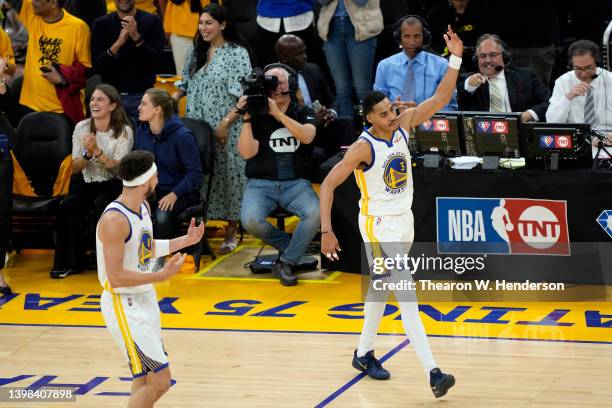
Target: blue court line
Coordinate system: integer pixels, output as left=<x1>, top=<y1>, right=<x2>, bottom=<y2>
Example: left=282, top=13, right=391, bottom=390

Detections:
left=95, top=392, right=130, bottom=396
left=314, top=338, right=411, bottom=408
left=1, top=322, right=612, bottom=346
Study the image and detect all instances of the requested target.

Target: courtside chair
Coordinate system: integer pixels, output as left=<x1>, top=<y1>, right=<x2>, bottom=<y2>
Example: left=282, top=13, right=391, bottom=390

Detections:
left=10, top=112, right=73, bottom=250
left=178, top=117, right=216, bottom=271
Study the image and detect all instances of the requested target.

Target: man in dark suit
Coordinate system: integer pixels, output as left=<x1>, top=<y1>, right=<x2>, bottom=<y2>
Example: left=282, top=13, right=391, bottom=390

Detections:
left=275, top=34, right=355, bottom=179
left=458, top=34, right=550, bottom=122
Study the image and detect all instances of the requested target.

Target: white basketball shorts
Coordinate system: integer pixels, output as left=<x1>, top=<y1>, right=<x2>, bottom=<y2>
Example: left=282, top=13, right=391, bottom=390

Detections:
left=101, top=289, right=168, bottom=378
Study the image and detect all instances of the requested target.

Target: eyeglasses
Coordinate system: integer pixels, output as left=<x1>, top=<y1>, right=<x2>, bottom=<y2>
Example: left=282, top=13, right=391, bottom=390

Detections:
left=572, top=65, right=596, bottom=73
left=477, top=52, right=502, bottom=60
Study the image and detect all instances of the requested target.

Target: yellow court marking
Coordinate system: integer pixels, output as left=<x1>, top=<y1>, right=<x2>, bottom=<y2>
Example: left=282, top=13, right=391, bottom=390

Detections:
left=188, top=276, right=340, bottom=284
left=1, top=252, right=611, bottom=345
left=191, top=243, right=251, bottom=277
left=189, top=240, right=342, bottom=284
left=324, top=271, right=342, bottom=281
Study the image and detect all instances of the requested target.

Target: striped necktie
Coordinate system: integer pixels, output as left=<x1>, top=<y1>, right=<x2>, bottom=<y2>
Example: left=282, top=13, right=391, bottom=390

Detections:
left=584, top=87, right=596, bottom=126
left=489, top=79, right=504, bottom=112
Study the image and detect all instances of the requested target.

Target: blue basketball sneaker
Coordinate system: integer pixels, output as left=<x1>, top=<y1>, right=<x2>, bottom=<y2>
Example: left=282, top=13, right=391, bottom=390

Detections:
left=430, top=367, right=455, bottom=398
left=352, top=350, right=390, bottom=380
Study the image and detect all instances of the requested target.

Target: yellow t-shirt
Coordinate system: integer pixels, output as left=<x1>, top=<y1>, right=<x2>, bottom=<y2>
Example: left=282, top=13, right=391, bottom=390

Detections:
left=0, top=30, right=15, bottom=66
left=163, top=0, right=219, bottom=38
left=19, top=2, right=91, bottom=113
left=107, top=0, right=158, bottom=14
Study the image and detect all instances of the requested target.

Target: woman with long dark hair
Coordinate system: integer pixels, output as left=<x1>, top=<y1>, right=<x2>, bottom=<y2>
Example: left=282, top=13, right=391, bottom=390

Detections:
left=174, top=4, right=253, bottom=254
left=51, top=83, right=134, bottom=278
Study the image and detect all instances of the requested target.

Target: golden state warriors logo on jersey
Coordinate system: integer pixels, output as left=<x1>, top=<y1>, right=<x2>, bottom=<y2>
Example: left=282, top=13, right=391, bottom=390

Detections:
left=138, top=229, right=153, bottom=271
left=383, top=153, right=408, bottom=194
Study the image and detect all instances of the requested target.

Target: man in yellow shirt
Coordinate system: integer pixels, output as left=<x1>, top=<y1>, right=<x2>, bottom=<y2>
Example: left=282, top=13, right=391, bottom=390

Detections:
left=0, top=29, right=16, bottom=75
left=6, top=0, right=91, bottom=114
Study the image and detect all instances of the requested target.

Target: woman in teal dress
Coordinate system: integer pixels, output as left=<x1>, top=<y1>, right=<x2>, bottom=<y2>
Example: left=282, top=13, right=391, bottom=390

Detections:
left=174, top=4, right=253, bottom=253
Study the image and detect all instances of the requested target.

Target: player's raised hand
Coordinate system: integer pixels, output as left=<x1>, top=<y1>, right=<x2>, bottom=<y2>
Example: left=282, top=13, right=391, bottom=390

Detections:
left=186, top=217, right=205, bottom=246
left=162, top=253, right=186, bottom=279
left=393, top=95, right=417, bottom=112
left=443, top=25, right=463, bottom=58
left=321, top=230, right=342, bottom=261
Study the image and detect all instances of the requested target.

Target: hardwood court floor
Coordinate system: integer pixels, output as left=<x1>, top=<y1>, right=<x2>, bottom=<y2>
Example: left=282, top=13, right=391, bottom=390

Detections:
left=1, top=242, right=611, bottom=407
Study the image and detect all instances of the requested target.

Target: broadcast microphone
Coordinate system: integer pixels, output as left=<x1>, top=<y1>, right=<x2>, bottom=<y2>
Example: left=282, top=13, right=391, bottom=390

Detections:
left=482, top=66, right=503, bottom=82
left=400, top=45, right=423, bottom=54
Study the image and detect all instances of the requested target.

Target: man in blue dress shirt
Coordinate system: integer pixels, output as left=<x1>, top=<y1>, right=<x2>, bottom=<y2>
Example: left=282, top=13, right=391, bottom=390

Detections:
left=374, top=15, right=458, bottom=111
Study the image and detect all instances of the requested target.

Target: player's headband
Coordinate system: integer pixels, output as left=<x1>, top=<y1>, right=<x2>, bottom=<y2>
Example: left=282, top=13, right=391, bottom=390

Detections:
left=122, top=163, right=157, bottom=187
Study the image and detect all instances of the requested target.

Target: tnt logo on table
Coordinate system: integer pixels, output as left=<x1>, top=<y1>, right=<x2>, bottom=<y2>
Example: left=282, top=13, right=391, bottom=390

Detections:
left=436, top=197, right=570, bottom=255
left=433, top=119, right=449, bottom=131
left=493, top=121, right=508, bottom=133
left=555, top=135, right=572, bottom=148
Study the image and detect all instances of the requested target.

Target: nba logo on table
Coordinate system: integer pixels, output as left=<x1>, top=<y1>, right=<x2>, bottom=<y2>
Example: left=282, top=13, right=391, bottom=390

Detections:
left=420, top=120, right=433, bottom=130
left=436, top=197, right=570, bottom=255
left=477, top=120, right=491, bottom=132
left=540, top=136, right=554, bottom=148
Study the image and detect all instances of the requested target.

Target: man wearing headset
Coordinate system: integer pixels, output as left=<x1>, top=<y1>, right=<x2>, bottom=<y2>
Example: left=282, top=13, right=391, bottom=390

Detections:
left=374, top=15, right=458, bottom=111
left=275, top=34, right=356, bottom=179
left=458, top=33, right=550, bottom=123
left=547, top=40, right=612, bottom=145
left=237, top=64, right=320, bottom=286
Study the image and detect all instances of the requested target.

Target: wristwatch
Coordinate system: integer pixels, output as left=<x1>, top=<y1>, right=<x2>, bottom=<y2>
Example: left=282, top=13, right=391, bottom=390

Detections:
left=82, top=149, right=92, bottom=160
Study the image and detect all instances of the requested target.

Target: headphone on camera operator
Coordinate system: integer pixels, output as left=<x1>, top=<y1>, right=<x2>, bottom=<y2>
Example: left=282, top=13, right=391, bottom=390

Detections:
left=240, top=63, right=299, bottom=116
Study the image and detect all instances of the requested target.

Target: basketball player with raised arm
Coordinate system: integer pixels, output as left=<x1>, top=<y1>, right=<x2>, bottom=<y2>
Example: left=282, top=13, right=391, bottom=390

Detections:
left=320, top=26, right=462, bottom=399
left=97, top=150, right=204, bottom=407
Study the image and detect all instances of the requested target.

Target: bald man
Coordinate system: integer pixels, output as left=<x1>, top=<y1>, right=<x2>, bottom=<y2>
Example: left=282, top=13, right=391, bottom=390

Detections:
left=275, top=34, right=355, bottom=180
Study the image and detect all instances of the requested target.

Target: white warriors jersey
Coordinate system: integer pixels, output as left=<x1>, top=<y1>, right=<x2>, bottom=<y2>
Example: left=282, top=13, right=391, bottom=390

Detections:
left=96, top=201, right=155, bottom=295
left=354, top=127, right=414, bottom=217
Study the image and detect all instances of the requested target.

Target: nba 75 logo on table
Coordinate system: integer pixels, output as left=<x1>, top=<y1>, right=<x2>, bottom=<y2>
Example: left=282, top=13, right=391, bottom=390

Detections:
left=436, top=198, right=570, bottom=255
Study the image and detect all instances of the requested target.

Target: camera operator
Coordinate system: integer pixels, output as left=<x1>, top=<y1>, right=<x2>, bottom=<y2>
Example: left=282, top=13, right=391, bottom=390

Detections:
left=237, top=64, right=320, bottom=286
